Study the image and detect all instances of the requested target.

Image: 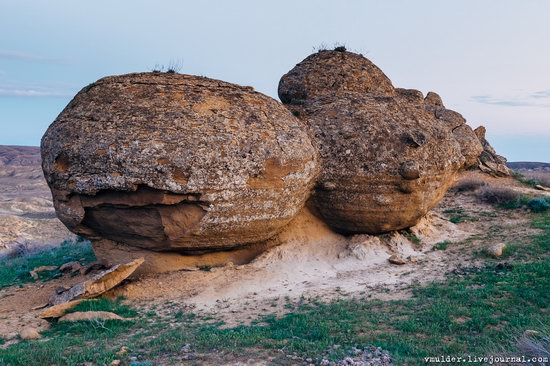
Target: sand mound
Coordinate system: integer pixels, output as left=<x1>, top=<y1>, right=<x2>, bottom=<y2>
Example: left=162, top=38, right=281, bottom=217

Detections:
left=111, top=206, right=470, bottom=323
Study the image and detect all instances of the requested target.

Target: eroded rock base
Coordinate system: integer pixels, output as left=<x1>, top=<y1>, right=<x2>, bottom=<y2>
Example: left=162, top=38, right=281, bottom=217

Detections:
left=92, top=239, right=279, bottom=276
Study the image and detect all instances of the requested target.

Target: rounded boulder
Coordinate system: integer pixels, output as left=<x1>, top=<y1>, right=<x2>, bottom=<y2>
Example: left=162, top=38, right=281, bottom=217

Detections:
left=279, top=50, right=482, bottom=234
left=42, top=73, right=319, bottom=252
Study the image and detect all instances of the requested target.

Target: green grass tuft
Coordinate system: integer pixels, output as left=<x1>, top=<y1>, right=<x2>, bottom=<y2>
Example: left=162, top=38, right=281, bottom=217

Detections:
left=0, top=239, right=95, bottom=289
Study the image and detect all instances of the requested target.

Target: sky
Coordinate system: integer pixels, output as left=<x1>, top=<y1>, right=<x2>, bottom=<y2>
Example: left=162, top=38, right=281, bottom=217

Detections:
left=0, top=0, right=548, bottom=162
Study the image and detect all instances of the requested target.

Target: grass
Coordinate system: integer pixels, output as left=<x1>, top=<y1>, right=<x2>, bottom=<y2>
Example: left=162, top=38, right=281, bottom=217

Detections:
left=401, top=230, right=421, bottom=246
left=443, top=207, right=477, bottom=224
left=433, top=240, right=451, bottom=251
left=514, top=170, right=550, bottom=188
left=452, top=178, right=486, bottom=192
left=0, top=239, right=95, bottom=289
left=1, top=214, right=549, bottom=365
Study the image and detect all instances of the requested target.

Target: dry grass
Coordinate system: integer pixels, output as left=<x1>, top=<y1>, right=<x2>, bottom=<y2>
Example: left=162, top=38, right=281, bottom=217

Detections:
left=477, top=185, right=521, bottom=208
left=453, top=178, right=487, bottom=192
left=521, top=171, right=550, bottom=188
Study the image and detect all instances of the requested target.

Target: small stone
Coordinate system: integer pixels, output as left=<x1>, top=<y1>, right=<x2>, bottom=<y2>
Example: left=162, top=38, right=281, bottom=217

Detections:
left=60, top=261, right=82, bottom=273
left=523, top=329, right=540, bottom=338
left=388, top=254, right=407, bottom=265
left=19, top=326, right=41, bottom=340
left=180, top=344, right=192, bottom=353
left=116, top=346, right=128, bottom=355
left=110, top=360, right=120, bottom=366
left=486, top=243, right=506, bottom=257
left=181, top=353, right=196, bottom=360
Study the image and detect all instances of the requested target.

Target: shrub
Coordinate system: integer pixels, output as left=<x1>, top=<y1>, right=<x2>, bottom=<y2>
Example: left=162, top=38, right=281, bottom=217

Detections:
left=477, top=186, right=521, bottom=209
left=528, top=197, right=550, bottom=213
left=514, top=170, right=550, bottom=188
left=453, top=178, right=486, bottom=192
left=523, top=171, right=550, bottom=187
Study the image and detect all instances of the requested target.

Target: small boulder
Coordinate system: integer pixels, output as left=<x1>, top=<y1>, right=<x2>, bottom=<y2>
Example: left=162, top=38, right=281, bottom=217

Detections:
left=486, top=243, right=506, bottom=257
left=19, top=327, right=41, bottom=340
left=59, top=261, right=82, bottom=273
left=388, top=254, right=407, bottom=265
left=523, top=329, right=541, bottom=338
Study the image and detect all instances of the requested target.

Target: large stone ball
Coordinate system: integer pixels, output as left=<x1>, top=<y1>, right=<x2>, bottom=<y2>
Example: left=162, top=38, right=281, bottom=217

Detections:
left=41, top=73, right=319, bottom=252
left=279, top=50, right=482, bottom=234
left=278, top=49, right=395, bottom=105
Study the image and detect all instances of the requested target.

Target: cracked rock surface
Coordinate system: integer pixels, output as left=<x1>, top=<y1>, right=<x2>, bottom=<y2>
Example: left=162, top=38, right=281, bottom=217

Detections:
left=41, top=73, right=319, bottom=252
left=279, top=50, right=482, bottom=234
left=474, top=126, right=512, bottom=177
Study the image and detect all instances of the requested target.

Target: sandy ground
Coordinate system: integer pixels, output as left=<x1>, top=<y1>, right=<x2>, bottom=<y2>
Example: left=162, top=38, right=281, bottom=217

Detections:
left=0, top=169, right=546, bottom=342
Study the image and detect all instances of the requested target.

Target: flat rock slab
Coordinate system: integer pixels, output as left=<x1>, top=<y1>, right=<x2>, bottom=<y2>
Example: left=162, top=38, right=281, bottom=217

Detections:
left=59, top=311, right=128, bottom=322
left=49, top=258, right=144, bottom=305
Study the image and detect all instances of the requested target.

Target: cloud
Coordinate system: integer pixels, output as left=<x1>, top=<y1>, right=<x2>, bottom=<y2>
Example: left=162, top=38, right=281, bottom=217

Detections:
left=0, top=50, right=61, bottom=63
left=471, top=90, right=550, bottom=108
left=0, top=84, right=71, bottom=97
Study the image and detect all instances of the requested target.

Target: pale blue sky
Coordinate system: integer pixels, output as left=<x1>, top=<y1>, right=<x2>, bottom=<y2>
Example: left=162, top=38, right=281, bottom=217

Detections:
left=0, top=0, right=549, bottom=161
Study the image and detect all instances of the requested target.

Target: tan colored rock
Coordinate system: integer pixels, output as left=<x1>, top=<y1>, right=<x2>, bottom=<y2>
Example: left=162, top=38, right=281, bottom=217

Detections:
left=535, top=184, right=550, bottom=192
left=41, top=73, right=319, bottom=253
left=388, top=254, right=407, bottom=265
left=279, top=50, right=482, bottom=234
left=29, top=265, right=58, bottom=280
left=39, top=299, right=84, bottom=319
left=474, top=126, right=512, bottom=177
left=278, top=48, right=395, bottom=104
left=486, top=243, right=506, bottom=257
left=59, top=261, right=82, bottom=273
left=59, top=311, right=128, bottom=322
left=19, top=326, right=41, bottom=340
left=49, top=258, right=143, bottom=305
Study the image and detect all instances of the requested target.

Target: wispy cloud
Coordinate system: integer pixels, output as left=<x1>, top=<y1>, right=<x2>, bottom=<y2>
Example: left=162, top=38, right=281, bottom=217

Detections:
left=0, top=50, right=61, bottom=63
left=472, top=90, right=550, bottom=108
left=0, top=84, right=72, bottom=97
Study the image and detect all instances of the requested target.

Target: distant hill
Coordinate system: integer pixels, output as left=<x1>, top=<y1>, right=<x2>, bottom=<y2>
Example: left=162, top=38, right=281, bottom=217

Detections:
left=0, top=145, right=41, bottom=167
left=507, top=161, right=550, bottom=171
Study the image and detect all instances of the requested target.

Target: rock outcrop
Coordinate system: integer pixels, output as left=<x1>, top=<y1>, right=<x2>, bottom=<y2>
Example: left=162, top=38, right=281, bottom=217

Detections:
left=474, top=126, right=512, bottom=177
left=279, top=49, right=482, bottom=234
left=41, top=73, right=319, bottom=253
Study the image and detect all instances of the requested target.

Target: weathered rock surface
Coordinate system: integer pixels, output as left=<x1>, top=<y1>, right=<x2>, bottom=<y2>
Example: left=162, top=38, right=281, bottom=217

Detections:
left=92, top=238, right=279, bottom=275
left=279, top=50, right=482, bottom=234
left=474, top=126, right=512, bottom=177
left=41, top=73, right=318, bottom=252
